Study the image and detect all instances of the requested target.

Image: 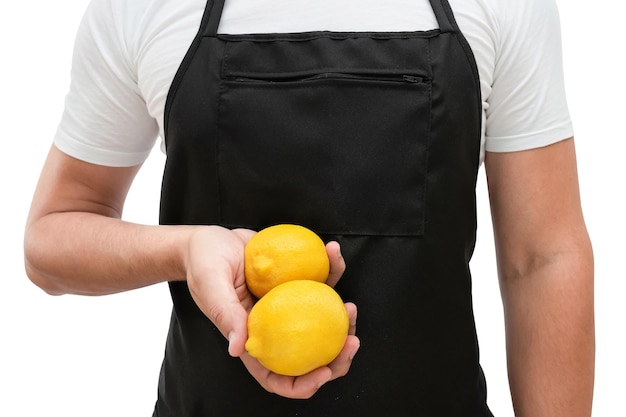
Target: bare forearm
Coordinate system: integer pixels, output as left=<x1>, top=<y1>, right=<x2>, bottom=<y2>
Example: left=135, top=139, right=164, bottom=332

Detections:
left=499, top=248, right=595, bottom=417
left=24, top=211, right=195, bottom=296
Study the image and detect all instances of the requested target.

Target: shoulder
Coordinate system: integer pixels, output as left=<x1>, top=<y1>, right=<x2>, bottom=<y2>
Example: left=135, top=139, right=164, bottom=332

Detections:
left=451, top=0, right=573, bottom=153
left=450, top=0, right=565, bottom=76
left=450, top=0, right=565, bottom=70
left=75, top=0, right=204, bottom=144
left=80, top=0, right=203, bottom=58
left=55, top=0, right=205, bottom=167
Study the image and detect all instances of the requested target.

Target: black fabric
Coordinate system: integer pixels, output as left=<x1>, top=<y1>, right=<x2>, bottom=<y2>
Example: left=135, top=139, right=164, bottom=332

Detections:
left=157, top=0, right=491, bottom=415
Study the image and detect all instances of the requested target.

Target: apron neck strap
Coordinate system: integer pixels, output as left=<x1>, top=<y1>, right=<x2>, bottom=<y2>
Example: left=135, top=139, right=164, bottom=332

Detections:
left=204, top=0, right=226, bottom=36
left=429, top=0, right=460, bottom=33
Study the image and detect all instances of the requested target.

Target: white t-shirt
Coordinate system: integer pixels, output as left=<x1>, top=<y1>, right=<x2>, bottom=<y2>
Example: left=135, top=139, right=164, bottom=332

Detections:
left=54, top=0, right=573, bottom=167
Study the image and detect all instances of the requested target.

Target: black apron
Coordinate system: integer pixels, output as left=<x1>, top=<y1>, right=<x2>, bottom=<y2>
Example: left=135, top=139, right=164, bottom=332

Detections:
left=158, top=0, right=490, bottom=415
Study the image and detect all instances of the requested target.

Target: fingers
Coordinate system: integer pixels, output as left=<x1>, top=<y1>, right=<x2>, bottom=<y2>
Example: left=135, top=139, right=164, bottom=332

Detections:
left=240, top=353, right=333, bottom=399
left=345, top=302, right=358, bottom=336
left=265, top=366, right=333, bottom=399
left=327, top=302, right=359, bottom=380
left=325, top=240, right=345, bottom=288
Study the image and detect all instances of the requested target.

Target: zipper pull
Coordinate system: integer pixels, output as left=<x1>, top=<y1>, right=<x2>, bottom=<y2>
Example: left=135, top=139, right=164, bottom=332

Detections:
left=403, top=75, right=423, bottom=83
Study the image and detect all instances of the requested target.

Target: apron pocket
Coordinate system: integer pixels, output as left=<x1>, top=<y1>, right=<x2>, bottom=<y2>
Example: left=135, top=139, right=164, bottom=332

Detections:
left=217, top=71, right=431, bottom=236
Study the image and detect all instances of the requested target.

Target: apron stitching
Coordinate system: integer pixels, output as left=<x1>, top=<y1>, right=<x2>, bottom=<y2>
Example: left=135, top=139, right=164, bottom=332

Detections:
left=215, top=42, right=232, bottom=225
left=423, top=38, right=434, bottom=235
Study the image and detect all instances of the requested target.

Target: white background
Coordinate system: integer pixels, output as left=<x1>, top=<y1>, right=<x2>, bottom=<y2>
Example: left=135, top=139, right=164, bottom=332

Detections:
left=1, top=1, right=624, bottom=416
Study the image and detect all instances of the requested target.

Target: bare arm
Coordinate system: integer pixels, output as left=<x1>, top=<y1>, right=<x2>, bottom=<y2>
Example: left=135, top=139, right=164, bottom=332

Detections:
left=485, top=138, right=594, bottom=416
left=24, top=144, right=359, bottom=398
left=24, top=145, right=192, bottom=295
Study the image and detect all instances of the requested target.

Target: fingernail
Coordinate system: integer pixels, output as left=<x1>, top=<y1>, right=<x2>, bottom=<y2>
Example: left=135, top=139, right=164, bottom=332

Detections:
left=228, top=331, right=235, bottom=348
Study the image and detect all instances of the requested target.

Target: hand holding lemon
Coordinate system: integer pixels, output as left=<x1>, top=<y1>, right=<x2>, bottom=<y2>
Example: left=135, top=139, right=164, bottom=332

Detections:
left=243, top=224, right=358, bottom=379
left=184, top=224, right=358, bottom=399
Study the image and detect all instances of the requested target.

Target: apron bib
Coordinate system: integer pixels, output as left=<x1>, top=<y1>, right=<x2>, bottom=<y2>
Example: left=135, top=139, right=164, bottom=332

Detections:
left=158, top=0, right=490, bottom=415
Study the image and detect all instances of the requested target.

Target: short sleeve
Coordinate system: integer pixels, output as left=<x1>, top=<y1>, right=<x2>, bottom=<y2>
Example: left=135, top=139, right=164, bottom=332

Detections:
left=53, top=0, right=159, bottom=167
left=484, top=0, right=573, bottom=153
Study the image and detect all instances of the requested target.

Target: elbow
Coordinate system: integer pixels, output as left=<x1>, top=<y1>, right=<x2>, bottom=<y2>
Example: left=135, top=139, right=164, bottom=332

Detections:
left=23, top=232, right=66, bottom=296
left=498, top=223, right=594, bottom=285
left=497, top=234, right=595, bottom=307
left=24, top=259, right=66, bottom=296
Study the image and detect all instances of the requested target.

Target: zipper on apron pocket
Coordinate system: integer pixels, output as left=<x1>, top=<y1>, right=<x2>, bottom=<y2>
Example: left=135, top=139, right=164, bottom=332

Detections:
left=229, top=72, right=427, bottom=84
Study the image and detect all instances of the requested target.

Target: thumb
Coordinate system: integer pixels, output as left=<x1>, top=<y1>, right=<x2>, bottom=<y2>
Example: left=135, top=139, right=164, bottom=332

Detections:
left=188, top=269, right=250, bottom=357
left=225, top=303, right=249, bottom=357
left=201, top=288, right=249, bottom=357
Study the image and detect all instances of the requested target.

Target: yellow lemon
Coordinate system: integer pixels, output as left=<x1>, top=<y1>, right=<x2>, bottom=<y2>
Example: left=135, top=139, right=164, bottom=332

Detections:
left=244, top=224, right=329, bottom=298
left=245, top=280, right=349, bottom=376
